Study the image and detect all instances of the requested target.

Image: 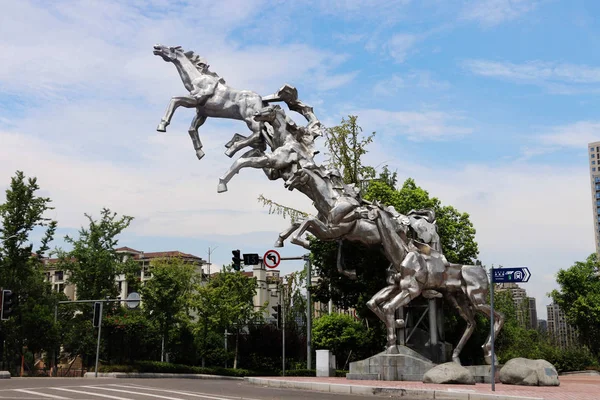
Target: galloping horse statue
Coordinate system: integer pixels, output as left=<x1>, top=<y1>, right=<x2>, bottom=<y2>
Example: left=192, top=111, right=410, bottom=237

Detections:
left=153, top=44, right=267, bottom=160
left=154, top=45, right=504, bottom=365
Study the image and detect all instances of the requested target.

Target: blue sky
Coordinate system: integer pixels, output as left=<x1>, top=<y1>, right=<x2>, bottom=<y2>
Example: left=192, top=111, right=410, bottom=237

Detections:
left=1, top=0, right=599, bottom=319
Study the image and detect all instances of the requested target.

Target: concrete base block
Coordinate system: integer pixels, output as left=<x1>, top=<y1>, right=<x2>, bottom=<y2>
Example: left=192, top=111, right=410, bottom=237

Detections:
left=347, top=345, right=435, bottom=381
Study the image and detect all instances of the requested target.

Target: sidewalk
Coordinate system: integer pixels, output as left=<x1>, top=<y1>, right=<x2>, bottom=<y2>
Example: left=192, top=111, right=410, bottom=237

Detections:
left=246, top=374, right=600, bottom=400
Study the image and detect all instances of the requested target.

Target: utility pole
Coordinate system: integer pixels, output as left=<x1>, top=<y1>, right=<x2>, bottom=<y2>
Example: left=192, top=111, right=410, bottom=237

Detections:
left=207, top=246, right=218, bottom=280
left=305, top=254, right=312, bottom=370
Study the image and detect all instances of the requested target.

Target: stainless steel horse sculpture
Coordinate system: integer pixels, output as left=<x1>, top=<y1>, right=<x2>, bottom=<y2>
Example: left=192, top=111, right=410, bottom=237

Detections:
left=155, top=45, right=504, bottom=365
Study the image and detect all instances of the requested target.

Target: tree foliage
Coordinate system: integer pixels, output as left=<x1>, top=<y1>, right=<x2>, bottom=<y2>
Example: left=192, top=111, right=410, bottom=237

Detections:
left=57, top=208, right=136, bottom=301
left=312, top=313, right=368, bottom=369
left=141, top=256, right=199, bottom=359
left=550, top=253, right=600, bottom=355
left=324, top=115, right=376, bottom=188
left=0, top=171, right=60, bottom=371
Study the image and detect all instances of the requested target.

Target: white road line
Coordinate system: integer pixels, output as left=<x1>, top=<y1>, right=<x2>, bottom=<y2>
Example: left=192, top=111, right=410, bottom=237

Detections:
left=12, top=390, right=69, bottom=399
left=81, top=387, right=214, bottom=400
left=91, top=386, right=241, bottom=400
left=47, top=388, right=131, bottom=400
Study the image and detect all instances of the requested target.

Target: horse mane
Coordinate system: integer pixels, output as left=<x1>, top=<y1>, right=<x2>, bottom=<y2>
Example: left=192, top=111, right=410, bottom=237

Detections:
left=183, top=50, right=226, bottom=84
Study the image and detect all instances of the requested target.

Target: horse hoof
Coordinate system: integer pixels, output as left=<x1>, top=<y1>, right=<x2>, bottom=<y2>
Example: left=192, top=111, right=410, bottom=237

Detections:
left=196, top=149, right=205, bottom=160
left=274, top=240, right=283, bottom=248
left=386, top=345, right=399, bottom=354
left=484, top=355, right=498, bottom=365
left=452, top=356, right=462, bottom=365
left=224, top=148, right=234, bottom=158
left=156, top=121, right=168, bottom=132
left=217, top=182, right=228, bottom=193
left=395, top=319, right=405, bottom=328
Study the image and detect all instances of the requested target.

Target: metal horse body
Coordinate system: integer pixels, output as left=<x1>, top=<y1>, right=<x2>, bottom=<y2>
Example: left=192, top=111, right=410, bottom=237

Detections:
left=153, top=44, right=266, bottom=160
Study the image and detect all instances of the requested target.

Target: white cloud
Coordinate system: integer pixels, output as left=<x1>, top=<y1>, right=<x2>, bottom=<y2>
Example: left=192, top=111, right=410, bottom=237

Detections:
left=538, top=121, right=600, bottom=148
left=373, top=71, right=450, bottom=96
left=348, top=108, right=473, bottom=140
left=462, top=59, right=600, bottom=92
left=461, top=0, right=540, bottom=27
left=386, top=34, right=421, bottom=63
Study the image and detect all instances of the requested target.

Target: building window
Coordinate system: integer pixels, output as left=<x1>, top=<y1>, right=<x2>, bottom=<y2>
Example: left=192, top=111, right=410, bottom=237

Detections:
left=55, top=271, right=64, bottom=281
left=596, top=177, right=600, bottom=183
left=594, top=168, right=597, bottom=172
left=597, top=146, right=600, bottom=152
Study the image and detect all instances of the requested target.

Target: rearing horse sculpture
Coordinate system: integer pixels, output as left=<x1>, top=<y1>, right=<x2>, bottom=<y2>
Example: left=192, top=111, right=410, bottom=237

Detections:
left=276, top=166, right=504, bottom=364
left=153, top=44, right=267, bottom=160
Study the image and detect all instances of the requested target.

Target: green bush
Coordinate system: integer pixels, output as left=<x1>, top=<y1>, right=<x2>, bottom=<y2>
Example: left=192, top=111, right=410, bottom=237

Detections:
left=97, top=361, right=266, bottom=377
left=284, top=369, right=315, bottom=376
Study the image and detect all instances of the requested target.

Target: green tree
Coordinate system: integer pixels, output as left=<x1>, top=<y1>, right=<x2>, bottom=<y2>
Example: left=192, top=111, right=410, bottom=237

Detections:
left=325, top=115, right=376, bottom=188
left=550, top=253, right=600, bottom=355
left=141, top=257, right=199, bottom=361
left=312, top=313, right=368, bottom=369
left=0, top=171, right=59, bottom=373
left=57, top=208, right=136, bottom=301
left=55, top=208, right=136, bottom=369
left=193, top=267, right=264, bottom=368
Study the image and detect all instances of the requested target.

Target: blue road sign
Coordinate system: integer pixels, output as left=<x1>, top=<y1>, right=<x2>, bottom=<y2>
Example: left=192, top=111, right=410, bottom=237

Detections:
left=492, top=267, right=531, bottom=283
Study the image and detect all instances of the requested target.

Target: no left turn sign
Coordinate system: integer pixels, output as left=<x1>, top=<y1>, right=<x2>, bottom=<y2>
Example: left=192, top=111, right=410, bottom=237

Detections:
left=263, top=249, right=281, bottom=269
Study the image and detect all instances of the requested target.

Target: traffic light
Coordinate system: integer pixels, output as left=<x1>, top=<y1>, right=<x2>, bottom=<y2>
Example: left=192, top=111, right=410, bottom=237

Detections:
left=231, top=249, right=241, bottom=271
left=1, top=289, right=14, bottom=320
left=271, top=304, right=281, bottom=329
left=93, top=302, right=102, bottom=327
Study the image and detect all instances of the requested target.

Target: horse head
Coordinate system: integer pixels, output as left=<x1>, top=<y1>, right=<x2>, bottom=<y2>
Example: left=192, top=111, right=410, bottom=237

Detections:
left=253, top=105, right=283, bottom=123
left=153, top=44, right=185, bottom=62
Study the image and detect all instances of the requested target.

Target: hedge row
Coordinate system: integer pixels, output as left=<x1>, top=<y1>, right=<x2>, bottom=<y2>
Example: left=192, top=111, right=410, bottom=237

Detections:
left=97, top=361, right=349, bottom=378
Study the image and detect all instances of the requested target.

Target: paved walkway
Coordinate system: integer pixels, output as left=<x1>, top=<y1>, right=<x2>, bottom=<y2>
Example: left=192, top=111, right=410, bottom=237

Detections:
left=247, top=374, right=600, bottom=400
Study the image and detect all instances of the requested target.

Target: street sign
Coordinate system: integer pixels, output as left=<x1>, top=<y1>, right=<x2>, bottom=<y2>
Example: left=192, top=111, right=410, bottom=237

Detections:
left=263, top=249, right=281, bottom=269
left=492, top=267, right=531, bottom=283
left=125, top=292, right=141, bottom=309
left=243, top=253, right=260, bottom=265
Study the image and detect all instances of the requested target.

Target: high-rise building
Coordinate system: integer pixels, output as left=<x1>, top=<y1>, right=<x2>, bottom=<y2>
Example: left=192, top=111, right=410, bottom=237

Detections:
left=588, top=141, right=600, bottom=255
left=496, top=282, right=537, bottom=329
left=547, top=303, right=578, bottom=349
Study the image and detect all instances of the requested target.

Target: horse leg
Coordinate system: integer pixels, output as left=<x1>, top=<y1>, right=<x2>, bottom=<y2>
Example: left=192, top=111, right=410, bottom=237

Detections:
left=274, top=221, right=301, bottom=248
left=445, top=293, right=476, bottom=365
left=290, top=217, right=348, bottom=249
left=217, top=155, right=271, bottom=193
left=381, top=289, right=414, bottom=353
left=366, top=285, right=398, bottom=325
left=472, top=303, right=504, bottom=365
left=157, top=95, right=197, bottom=132
left=336, top=240, right=356, bottom=279
left=225, top=119, right=264, bottom=158
left=188, top=112, right=207, bottom=160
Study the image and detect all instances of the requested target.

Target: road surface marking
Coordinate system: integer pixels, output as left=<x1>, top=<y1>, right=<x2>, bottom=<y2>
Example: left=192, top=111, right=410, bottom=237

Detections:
left=106, top=385, right=258, bottom=400
left=81, top=387, right=225, bottom=400
left=48, top=388, right=131, bottom=400
left=13, top=390, right=69, bottom=400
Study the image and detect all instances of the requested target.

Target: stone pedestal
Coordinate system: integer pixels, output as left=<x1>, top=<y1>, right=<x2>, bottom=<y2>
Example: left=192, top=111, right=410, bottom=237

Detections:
left=347, top=345, right=435, bottom=381
left=316, top=349, right=336, bottom=377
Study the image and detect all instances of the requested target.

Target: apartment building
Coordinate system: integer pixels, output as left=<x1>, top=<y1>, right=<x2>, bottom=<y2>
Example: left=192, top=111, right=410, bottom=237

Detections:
left=496, top=282, right=538, bottom=329
left=547, top=302, right=578, bottom=349
left=42, top=246, right=206, bottom=300
left=588, top=141, right=600, bottom=255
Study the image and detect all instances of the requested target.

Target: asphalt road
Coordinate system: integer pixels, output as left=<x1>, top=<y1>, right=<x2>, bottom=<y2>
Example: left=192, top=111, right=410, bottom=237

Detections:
left=0, top=378, right=382, bottom=400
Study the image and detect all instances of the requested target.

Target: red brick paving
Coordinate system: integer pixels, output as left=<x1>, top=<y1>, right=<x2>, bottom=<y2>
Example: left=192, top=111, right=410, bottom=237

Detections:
left=266, top=374, right=600, bottom=399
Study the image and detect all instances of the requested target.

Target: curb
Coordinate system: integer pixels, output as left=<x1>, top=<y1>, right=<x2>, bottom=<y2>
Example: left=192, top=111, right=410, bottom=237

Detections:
left=0, top=371, right=10, bottom=379
left=84, top=372, right=242, bottom=380
left=245, top=377, right=544, bottom=400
